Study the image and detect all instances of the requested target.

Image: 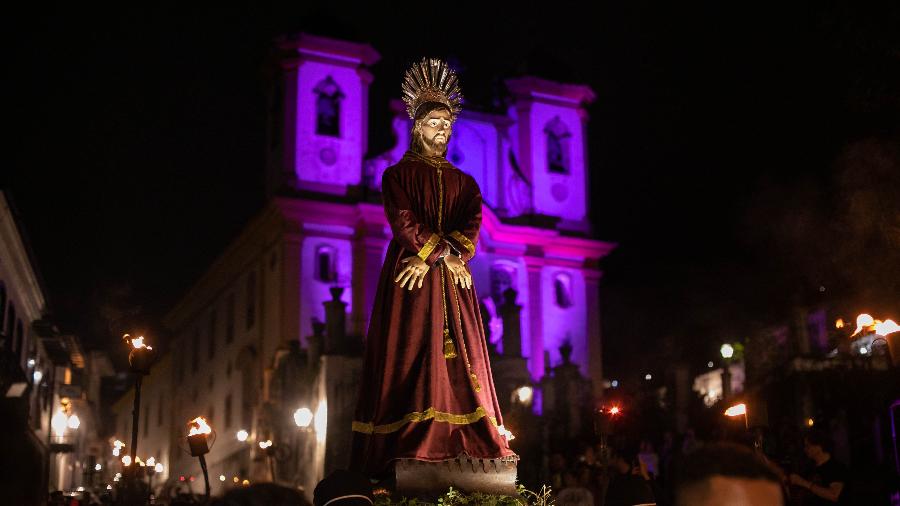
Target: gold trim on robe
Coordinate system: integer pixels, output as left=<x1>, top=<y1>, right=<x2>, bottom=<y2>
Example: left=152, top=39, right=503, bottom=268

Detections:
left=417, top=233, right=441, bottom=261
left=352, top=406, right=499, bottom=435
left=448, top=230, right=475, bottom=255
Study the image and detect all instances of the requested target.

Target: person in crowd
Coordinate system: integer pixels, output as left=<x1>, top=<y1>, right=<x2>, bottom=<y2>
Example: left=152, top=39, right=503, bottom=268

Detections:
left=787, top=429, right=847, bottom=505
left=604, top=445, right=656, bottom=506
left=638, top=439, right=660, bottom=479
left=556, top=468, right=595, bottom=506
left=213, top=482, right=311, bottom=506
left=672, top=442, right=784, bottom=506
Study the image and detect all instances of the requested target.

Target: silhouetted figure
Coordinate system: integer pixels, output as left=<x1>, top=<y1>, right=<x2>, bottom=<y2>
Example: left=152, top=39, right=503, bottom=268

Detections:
left=673, top=442, right=784, bottom=506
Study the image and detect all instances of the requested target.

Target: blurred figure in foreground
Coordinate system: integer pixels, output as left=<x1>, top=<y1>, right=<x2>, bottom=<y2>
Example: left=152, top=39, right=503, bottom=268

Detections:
left=673, top=442, right=784, bottom=506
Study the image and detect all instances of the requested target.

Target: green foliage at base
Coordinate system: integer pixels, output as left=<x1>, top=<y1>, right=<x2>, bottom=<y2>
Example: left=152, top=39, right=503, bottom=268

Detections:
left=373, top=485, right=554, bottom=506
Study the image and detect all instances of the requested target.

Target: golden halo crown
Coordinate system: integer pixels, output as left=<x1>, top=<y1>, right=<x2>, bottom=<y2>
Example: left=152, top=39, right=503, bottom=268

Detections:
left=401, top=58, right=463, bottom=121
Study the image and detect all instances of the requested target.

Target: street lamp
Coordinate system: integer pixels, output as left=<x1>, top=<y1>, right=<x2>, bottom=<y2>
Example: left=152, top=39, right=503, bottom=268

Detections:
left=236, top=429, right=249, bottom=442
left=293, top=407, right=313, bottom=430
left=720, top=343, right=735, bottom=400
left=123, top=333, right=156, bottom=467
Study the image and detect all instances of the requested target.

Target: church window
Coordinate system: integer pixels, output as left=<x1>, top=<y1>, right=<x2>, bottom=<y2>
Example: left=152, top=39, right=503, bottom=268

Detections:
left=544, top=117, right=571, bottom=174
left=553, top=273, right=573, bottom=308
left=314, top=76, right=344, bottom=137
left=490, top=264, right=517, bottom=303
left=315, top=245, right=338, bottom=282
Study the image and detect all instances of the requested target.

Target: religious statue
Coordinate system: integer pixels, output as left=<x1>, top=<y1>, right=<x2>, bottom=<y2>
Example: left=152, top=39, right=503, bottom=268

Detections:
left=351, top=58, right=517, bottom=492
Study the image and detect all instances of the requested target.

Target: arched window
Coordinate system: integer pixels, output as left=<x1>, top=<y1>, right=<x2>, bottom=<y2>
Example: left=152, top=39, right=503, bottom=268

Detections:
left=490, top=264, right=517, bottom=303
left=544, top=117, right=571, bottom=174
left=314, top=76, right=344, bottom=137
left=553, top=273, right=573, bottom=308
left=315, top=245, right=337, bottom=282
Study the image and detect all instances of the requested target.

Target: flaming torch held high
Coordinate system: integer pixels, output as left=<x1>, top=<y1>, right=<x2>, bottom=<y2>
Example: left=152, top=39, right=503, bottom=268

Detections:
left=850, top=313, right=900, bottom=365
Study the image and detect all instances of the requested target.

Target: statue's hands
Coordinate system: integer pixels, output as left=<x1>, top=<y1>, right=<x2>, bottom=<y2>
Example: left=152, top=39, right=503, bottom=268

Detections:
left=396, top=256, right=430, bottom=290
left=444, top=255, right=472, bottom=290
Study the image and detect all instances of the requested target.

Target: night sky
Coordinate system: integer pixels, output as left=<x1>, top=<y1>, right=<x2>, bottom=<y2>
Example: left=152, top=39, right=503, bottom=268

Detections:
left=7, top=3, right=899, bottom=378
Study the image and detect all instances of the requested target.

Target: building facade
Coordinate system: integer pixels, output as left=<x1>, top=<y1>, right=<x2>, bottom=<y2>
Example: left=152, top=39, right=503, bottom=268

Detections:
left=112, top=33, right=614, bottom=499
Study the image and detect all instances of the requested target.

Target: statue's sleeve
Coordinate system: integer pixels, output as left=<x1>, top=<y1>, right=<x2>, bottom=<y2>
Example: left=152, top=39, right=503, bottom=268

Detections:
left=382, top=168, right=447, bottom=266
left=444, top=176, right=482, bottom=263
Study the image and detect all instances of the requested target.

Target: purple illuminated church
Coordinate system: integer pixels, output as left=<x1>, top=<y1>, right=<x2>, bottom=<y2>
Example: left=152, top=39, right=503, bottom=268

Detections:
left=122, top=33, right=614, bottom=496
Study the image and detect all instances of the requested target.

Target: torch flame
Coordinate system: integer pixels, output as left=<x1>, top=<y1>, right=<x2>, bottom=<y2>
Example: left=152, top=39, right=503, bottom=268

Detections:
left=835, top=318, right=844, bottom=329
left=724, top=403, right=747, bottom=417
left=874, top=319, right=899, bottom=336
left=124, top=333, right=153, bottom=351
left=188, top=417, right=212, bottom=436
left=852, top=314, right=876, bottom=336
left=609, top=406, right=621, bottom=415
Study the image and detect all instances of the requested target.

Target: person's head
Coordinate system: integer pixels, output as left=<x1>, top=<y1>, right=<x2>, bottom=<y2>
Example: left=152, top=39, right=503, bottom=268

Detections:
left=313, top=470, right=374, bottom=506
left=610, top=445, right=638, bottom=474
left=410, top=104, right=453, bottom=157
left=673, top=443, right=783, bottom=506
left=802, top=428, right=832, bottom=461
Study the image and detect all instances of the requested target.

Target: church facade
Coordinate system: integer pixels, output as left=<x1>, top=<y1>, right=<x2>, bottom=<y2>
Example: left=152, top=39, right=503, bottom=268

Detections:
left=115, top=33, right=613, bottom=497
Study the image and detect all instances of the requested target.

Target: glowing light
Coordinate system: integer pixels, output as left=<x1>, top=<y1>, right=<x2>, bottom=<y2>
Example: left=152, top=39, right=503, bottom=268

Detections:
left=67, top=414, right=80, bottom=430
left=219, top=475, right=226, bottom=482
left=807, top=418, right=815, bottom=427
left=106, top=485, right=112, bottom=490
left=51, top=409, right=68, bottom=437
left=314, top=401, right=328, bottom=443
left=122, top=455, right=132, bottom=466
left=609, top=406, right=620, bottom=415
left=853, top=314, right=875, bottom=336
left=242, top=479, right=250, bottom=486
left=724, top=403, right=747, bottom=417
left=293, top=408, right=313, bottom=428
left=188, top=417, right=212, bottom=436
left=707, top=361, right=714, bottom=368
left=875, top=319, right=899, bottom=336
left=95, top=464, right=102, bottom=471
left=135, top=456, right=145, bottom=467
left=154, top=463, right=163, bottom=473
left=258, top=440, right=273, bottom=449
left=124, top=334, right=153, bottom=350
left=77, top=486, right=84, bottom=492
left=611, top=380, right=619, bottom=388
left=33, top=370, right=43, bottom=383
left=190, top=476, right=195, bottom=482
left=179, top=476, right=185, bottom=482
left=720, top=344, right=735, bottom=359
left=497, top=425, right=515, bottom=441
left=114, top=473, right=122, bottom=482
left=859, top=347, right=868, bottom=355
left=27, top=359, right=35, bottom=367
left=236, top=429, right=249, bottom=441
left=146, top=457, right=155, bottom=467
left=644, top=373, right=652, bottom=381
left=515, top=386, right=534, bottom=405
left=835, top=318, right=845, bottom=329
left=233, top=476, right=239, bottom=483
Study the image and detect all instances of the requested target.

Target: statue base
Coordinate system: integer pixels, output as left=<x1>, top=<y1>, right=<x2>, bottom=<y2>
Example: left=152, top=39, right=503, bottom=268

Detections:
left=395, top=456, right=518, bottom=497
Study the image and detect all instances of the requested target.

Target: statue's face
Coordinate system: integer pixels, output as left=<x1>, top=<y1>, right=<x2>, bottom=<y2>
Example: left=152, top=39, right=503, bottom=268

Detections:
left=415, top=108, right=453, bottom=155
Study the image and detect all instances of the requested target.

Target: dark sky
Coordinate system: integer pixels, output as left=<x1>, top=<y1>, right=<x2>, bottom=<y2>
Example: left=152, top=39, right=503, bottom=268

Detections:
left=7, top=3, right=900, bottom=377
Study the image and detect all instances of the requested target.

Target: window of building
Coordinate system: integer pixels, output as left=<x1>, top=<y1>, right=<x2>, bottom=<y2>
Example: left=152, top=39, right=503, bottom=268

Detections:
left=553, top=273, right=574, bottom=308
left=246, top=272, right=257, bottom=330
left=314, top=76, right=343, bottom=137
left=224, top=394, right=232, bottom=429
left=544, top=117, right=571, bottom=174
left=226, top=293, right=235, bottom=343
left=315, top=245, right=337, bottom=282
left=208, top=310, right=217, bottom=360
left=490, top=264, right=517, bottom=303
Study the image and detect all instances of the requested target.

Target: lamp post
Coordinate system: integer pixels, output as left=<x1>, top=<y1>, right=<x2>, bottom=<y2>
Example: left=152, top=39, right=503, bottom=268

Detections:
left=185, top=416, right=215, bottom=501
left=720, top=343, right=734, bottom=401
left=123, top=334, right=155, bottom=466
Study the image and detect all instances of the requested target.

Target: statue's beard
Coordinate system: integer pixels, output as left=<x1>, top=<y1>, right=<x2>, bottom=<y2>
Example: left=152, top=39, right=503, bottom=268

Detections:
left=412, top=128, right=450, bottom=156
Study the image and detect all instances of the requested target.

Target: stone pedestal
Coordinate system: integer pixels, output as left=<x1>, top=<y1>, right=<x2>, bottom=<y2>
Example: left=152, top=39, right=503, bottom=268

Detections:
left=395, top=457, right=518, bottom=497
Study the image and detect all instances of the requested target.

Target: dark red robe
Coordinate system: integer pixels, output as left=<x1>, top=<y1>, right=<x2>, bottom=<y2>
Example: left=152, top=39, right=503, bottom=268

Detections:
left=351, top=150, right=517, bottom=475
